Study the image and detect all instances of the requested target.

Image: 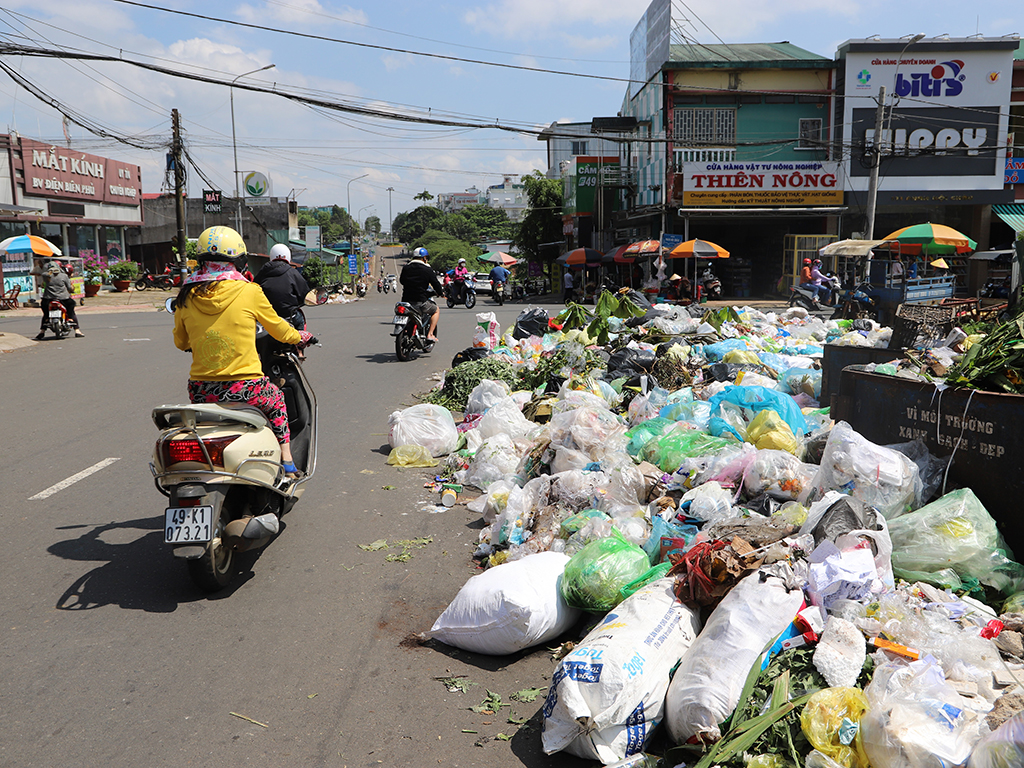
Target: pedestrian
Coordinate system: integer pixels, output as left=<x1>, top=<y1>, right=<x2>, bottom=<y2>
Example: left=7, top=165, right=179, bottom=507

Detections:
left=563, top=269, right=575, bottom=304
left=36, top=261, right=84, bottom=339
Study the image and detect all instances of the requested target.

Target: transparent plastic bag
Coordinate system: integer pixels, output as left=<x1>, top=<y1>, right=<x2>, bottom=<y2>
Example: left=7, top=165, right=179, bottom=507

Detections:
left=387, top=403, right=459, bottom=456
left=780, top=367, right=823, bottom=399
left=887, top=488, right=1024, bottom=595
left=625, top=417, right=674, bottom=457
left=742, top=449, right=817, bottom=501
left=800, top=687, right=870, bottom=768
left=968, top=712, right=1024, bottom=768
left=461, top=433, right=519, bottom=489
left=548, top=405, right=628, bottom=460
left=709, top=384, right=809, bottom=437
left=476, top=396, right=534, bottom=441
left=559, top=528, right=651, bottom=612
left=640, top=426, right=733, bottom=473
left=465, top=379, right=512, bottom=415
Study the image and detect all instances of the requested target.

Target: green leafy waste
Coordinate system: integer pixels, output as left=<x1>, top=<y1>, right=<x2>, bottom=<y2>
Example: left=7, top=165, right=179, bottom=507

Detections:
left=423, top=357, right=520, bottom=410
left=946, top=306, right=1024, bottom=393
left=469, top=690, right=509, bottom=714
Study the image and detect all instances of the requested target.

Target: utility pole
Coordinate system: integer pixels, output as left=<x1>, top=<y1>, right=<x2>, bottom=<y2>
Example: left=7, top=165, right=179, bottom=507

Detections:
left=864, top=86, right=885, bottom=241
left=171, top=109, right=187, bottom=274
left=386, top=186, right=394, bottom=240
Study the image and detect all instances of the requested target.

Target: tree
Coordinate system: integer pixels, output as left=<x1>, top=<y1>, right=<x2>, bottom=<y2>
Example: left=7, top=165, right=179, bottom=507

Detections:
left=413, top=190, right=434, bottom=202
left=365, top=215, right=381, bottom=234
left=460, top=204, right=516, bottom=242
left=514, top=172, right=563, bottom=261
left=393, top=205, right=444, bottom=243
left=440, top=212, right=479, bottom=243
left=413, top=229, right=483, bottom=273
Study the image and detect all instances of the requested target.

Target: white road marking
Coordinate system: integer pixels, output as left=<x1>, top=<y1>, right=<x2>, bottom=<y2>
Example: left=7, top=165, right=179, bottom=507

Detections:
left=123, top=338, right=151, bottom=341
left=29, top=458, right=121, bottom=500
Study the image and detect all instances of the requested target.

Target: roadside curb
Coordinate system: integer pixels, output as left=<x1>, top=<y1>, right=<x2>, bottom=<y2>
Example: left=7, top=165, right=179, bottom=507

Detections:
left=0, top=332, right=36, bottom=353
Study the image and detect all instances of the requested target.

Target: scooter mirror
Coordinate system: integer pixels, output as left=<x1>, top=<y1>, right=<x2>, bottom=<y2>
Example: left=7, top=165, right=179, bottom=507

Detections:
left=164, top=297, right=175, bottom=313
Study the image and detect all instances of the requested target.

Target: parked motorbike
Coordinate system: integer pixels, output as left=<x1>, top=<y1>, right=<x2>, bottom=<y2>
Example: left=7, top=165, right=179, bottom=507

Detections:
left=152, top=305, right=318, bottom=592
left=492, top=280, right=505, bottom=306
left=44, top=300, right=73, bottom=339
left=392, top=301, right=437, bottom=361
left=831, top=281, right=879, bottom=321
left=982, top=276, right=1010, bottom=299
left=135, top=269, right=174, bottom=291
left=701, top=267, right=722, bottom=300
left=446, top=278, right=477, bottom=309
left=510, top=281, right=527, bottom=302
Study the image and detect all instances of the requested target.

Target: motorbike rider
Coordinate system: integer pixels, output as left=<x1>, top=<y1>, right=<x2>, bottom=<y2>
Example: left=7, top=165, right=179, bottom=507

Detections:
left=171, top=226, right=313, bottom=477
left=255, top=244, right=310, bottom=331
left=451, top=258, right=470, bottom=303
left=798, top=258, right=823, bottom=304
left=400, top=247, right=444, bottom=342
left=811, top=259, right=834, bottom=306
left=36, top=261, right=84, bottom=339
left=488, top=263, right=510, bottom=295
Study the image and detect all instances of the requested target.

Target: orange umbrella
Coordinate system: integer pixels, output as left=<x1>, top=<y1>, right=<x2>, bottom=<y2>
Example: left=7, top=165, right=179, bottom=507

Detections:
left=557, top=248, right=603, bottom=266
left=669, top=239, right=730, bottom=259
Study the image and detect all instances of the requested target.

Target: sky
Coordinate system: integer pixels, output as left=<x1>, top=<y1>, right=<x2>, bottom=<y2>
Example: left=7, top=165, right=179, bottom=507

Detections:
left=0, top=0, right=1021, bottom=232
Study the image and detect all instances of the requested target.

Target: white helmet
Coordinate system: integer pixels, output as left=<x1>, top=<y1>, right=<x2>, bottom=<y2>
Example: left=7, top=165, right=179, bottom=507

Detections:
left=270, top=243, right=291, bottom=262
left=458, top=258, right=466, bottom=265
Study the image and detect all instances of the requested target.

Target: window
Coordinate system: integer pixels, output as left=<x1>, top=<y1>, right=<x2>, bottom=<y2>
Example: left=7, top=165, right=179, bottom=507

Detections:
left=673, top=108, right=736, bottom=145
left=798, top=118, right=823, bottom=150
left=570, top=140, right=588, bottom=155
left=673, top=148, right=737, bottom=169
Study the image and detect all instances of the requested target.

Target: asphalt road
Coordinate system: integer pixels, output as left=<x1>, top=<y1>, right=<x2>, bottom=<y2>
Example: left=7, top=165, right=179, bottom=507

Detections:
left=0, top=260, right=591, bottom=768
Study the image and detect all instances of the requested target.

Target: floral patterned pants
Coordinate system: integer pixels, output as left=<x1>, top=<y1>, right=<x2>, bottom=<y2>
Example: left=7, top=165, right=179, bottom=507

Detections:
left=187, top=377, right=290, bottom=443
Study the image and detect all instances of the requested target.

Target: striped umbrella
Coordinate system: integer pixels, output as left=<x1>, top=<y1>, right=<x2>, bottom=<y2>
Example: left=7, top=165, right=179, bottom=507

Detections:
left=557, top=247, right=603, bottom=266
left=668, top=239, right=730, bottom=259
left=0, top=234, right=62, bottom=256
left=882, top=222, right=977, bottom=255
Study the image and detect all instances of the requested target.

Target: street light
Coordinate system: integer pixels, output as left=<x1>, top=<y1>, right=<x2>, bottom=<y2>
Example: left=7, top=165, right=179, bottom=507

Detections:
left=864, top=34, right=924, bottom=240
left=231, top=63, right=276, bottom=235
left=358, top=204, right=375, bottom=233
left=346, top=174, right=368, bottom=257
left=386, top=186, right=394, bottom=240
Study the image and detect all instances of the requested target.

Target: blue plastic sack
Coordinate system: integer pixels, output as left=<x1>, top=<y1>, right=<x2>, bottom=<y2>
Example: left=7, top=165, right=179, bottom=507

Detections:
left=702, top=339, right=749, bottom=362
left=708, top=385, right=810, bottom=436
left=757, top=351, right=815, bottom=376
left=643, top=516, right=698, bottom=564
left=660, top=400, right=712, bottom=431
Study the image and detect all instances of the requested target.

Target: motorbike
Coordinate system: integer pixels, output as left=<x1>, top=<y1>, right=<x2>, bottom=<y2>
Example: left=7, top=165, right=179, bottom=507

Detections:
left=510, top=281, right=527, bottom=302
left=982, top=276, right=1010, bottom=299
left=446, top=278, right=477, bottom=309
left=377, top=278, right=383, bottom=293
left=152, top=304, right=318, bottom=592
left=831, top=281, right=879, bottom=321
left=135, top=269, right=174, bottom=291
left=356, top=281, right=367, bottom=298
left=43, top=300, right=73, bottom=339
left=386, top=274, right=398, bottom=293
left=492, top=280, right=505, bottom=306
left=392, top=300, right=437, bottom=361
left=701, top=267, right=722, bottom=300
left=789, top=283, right=824, bottom=311
left=382, top=276, right=391, bottom=294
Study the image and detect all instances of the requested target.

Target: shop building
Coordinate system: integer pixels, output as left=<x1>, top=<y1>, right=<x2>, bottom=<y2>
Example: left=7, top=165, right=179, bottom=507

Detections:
left=437, top=188, right=483, bottom=214
left=0, top=133, right=142, bottom=295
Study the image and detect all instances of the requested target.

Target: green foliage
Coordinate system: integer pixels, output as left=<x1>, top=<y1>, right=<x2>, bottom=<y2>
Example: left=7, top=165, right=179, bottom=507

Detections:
left=300, top=255, right=329, bottom=288
left=460, top=204, right=516, bottom=242
left=440, top=212, right=479, bottom=243
left=412, top=229, right=483, bottom=272
left=413, top=190, right=434, bottom=202
left=393, top=205, right=445, bottom=243
left=514, top=171, right=563, bottom=261
left=365, top=215, right=381, bottom=234
left=108, top=260, right=139, bottom=280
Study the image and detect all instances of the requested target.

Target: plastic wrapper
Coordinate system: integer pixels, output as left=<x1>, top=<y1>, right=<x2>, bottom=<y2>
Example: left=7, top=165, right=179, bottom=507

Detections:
left=801, top=421, right=921, bottom=519
left=550, top=444, right=590, bottom=475
left=968, top=712, right=1024, bottom=768
left=861, top=658, right=981, bottom=768
left=460, top=433, right=520, bottom=489
left=387, top=403, right=459, bottom=456
left=476, top=396, right=535, bottom=441
left=560, top=509, right=611, bottom=538
left=385, top=444, right=439, bottom=467
left=800, top=687, right=870, bottom=768
left=801, top=493, right=895, bottom=590
left=542, top=578, right=702, bottom=762
left=680, top=480, right=736, bottom=525
left=428, top=552, right=580, bottom=655
left=626, top=387, right=670, bottom=426
left=639, top=426, right=733, bottom=474
left=780, top=366, right=822, bottom=399
left=547, top=405, right=628, bottom=461
left=472, top=311, right=500, bottom=349
left=742, top=449, right=817, bottom=501
left=887, top=488, right=1024, bottom=595
left=625, top=417, right=674, bottom=457
left=465, top=379, right=512, bottom=415
left=709, top=384, right=809, bottom=437
left=886, top=439, right=952, bottom=505
left=665, top=571, right=805, bottom=744
left=722, top=349, right=762, bottom=365
left=745, top=409, right=800, bottom=455
left=692, top=442, right=758, bottom=487
left=559, top=528, right=651, bottom=612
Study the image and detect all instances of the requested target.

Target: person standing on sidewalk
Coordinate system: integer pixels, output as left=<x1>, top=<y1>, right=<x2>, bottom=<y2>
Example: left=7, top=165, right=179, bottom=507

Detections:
left=563, top=269, right=575, bottom=304
left=36, top=262, right=84, bottom=339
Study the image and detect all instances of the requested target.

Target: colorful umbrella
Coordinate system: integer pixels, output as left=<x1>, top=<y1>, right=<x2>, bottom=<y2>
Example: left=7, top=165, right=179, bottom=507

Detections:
left=602, top=245, right=637, bottom=264
left=668, top=239, right=730, bottom=259
left=624, top=239, right=662, bottom=255
left=882, top=223, right=977, bottom=255
left=0, top=234, right=62, bottom=257
left=479, top=250, right=518, bottom=266
left=557, top=248, right=603, bottom=266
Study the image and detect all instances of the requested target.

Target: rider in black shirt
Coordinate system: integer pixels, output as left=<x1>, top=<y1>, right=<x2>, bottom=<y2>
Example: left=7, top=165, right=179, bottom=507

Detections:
left=400, top=247, right=444, bottom=341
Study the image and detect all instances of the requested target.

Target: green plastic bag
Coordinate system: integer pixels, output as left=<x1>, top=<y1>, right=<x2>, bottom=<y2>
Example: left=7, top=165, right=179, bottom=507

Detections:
left=559, top=528, right=651, bottom=612
left=619, top=562, right=673, bottom=601
left=625, top=416, right=673, bottom=457
left=559, top=508, right=611, bottom=538
left=639, top=428, right=733, bottom=473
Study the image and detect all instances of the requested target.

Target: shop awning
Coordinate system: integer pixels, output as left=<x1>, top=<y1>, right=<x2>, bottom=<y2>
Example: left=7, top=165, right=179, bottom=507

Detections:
left=969, top=249, right=1015, bottom=261
left=819, top=239, right=893, bottom=257
left=0, top=203, right=43, bottom=215
left=993, top=204, right=1024, bottom=233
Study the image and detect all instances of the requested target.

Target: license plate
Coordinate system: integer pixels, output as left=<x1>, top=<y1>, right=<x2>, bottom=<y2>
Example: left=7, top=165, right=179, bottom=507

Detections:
left=164, top=505, right=213, bottom=544
left=393, top=316, right=408, bottom=325
left=49, top=310, right=63, bottom=318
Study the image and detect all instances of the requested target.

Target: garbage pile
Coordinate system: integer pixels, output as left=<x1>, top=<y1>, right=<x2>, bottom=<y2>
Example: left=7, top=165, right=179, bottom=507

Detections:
left=387, top=294, right=1024, bottom=767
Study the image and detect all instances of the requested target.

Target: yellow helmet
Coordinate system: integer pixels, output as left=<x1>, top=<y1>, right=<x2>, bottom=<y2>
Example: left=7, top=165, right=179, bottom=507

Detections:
left=196, top=226, right=246, bottom=261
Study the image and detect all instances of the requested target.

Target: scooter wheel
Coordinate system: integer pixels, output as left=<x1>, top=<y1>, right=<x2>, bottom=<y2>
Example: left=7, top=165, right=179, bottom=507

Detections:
left=395, top=329, right=414, bottom=361
left=465, top=294, right=476, bottom=309
left=187, top=503, right=238, bottom=592
left=135, top=279, right=148, bottom=290
left=446, top=297, right=455, bottom=309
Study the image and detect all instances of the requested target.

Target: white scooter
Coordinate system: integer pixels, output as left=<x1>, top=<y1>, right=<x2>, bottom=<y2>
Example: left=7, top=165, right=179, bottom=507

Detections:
left=151, top=300, right=318, bottom=591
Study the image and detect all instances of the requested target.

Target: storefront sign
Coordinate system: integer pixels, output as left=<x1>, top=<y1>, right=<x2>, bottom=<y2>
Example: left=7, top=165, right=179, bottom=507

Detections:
left=203, top=189, right=222, bottom=213
left=21, top=139, right=141, bottom=206
left=680, top=161, right=843, bottom=206
left=839, top=40, right=1015, bottom=194
left=306, top=226, right=321, bottom=251
left=564, top=156, right=620, bottom=216
left=1007, top=156, right=1024, bottom=185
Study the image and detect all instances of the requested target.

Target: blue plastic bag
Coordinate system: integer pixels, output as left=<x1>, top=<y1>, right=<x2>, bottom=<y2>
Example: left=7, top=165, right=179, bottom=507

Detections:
left=702, top=339, right=749, bottom=362
left=643, top=516, right=698, bottom=563
left=708, top=385, right=810, bottom=436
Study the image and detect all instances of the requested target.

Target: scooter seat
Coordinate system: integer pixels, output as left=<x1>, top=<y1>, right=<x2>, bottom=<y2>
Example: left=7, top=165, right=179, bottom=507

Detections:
left=152, top=403, right=270, bottom=430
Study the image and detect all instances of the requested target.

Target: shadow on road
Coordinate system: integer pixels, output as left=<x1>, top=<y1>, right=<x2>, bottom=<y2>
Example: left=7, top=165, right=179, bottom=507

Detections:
left=47, top=516, right=265, bottom=611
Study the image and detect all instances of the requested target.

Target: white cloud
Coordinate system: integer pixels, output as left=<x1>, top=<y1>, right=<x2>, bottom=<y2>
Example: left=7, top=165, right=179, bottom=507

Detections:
left=464, top=0, right=648, bottom=38
left=235, top=1, right=369, bottom=27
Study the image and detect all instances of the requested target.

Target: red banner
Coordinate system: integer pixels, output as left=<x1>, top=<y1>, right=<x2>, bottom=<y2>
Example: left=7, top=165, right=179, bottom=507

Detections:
left=21, top=139, right=141, bottom=206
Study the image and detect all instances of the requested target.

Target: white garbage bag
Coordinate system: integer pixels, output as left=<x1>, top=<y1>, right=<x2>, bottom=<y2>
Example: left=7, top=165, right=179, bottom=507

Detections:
left=387, top=403, right=458, bottom=457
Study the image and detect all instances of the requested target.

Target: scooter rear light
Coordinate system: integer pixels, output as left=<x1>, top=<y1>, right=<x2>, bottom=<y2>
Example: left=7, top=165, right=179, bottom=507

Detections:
left=162, top=435, right=238, bottom=467
left=395, top=305, right=406, bottom=314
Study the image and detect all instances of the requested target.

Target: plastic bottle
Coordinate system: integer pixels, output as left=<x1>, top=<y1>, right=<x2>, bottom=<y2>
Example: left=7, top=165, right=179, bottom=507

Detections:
left=604, top=754, right=658, bottom=768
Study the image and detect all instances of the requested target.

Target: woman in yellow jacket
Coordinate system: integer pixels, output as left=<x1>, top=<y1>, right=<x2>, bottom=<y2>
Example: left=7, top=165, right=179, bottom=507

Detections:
left=172, top=226, right=312, bottom=475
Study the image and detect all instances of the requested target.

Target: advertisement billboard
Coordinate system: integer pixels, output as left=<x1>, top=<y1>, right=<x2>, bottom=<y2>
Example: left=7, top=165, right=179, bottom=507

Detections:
left=564, top=156, right=620, bottom=216
left=21, top=139, right=141, bottom=206
left=628, top=0, right=671, bottom=99
left=840, top=39, right=1016, bottom=195
left=680, top=160, right=843, bottom=206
